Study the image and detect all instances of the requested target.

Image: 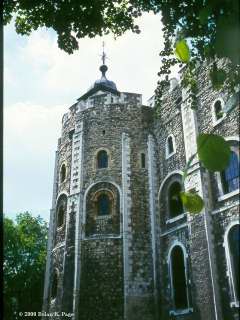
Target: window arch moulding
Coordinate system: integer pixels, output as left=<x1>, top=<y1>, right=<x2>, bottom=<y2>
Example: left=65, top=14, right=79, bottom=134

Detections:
left=165, top=134, right=176, bottom=159
left=223, top=221, right=240, bottom=307
left=211, top=97, right=226, bottom=126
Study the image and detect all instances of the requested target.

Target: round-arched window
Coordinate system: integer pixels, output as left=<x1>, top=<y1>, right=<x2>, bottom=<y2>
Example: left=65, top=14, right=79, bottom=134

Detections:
left=56, top=194, right=67, bottom=229
left=97, top=194, right=110, bottom=216
left=97, top=150, right=108, bottom=169
left=221, top=151, right=239, bottom=194
left=168, top=181, right=184, bottom=218
left=228, top=224, right=240, bottom=302
left=57, top=205, right=65, bottom=228
left=214, top=100, right=224, bottom=121
left=170, top=246, right=188, bottom=310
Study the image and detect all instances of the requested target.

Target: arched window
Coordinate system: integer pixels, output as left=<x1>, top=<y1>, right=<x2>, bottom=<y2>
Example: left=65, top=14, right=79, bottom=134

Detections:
left=170, top=246, right=188, bottom=310
left=56, top=194, right=67, bottom=230
left=51, top=272, right=58, bottom=300
left=97, top=150, right=108, bottom=169
left=221, top=151, right=239, bottom=194
left=226, top=224, right=240, bottom=304
left=168, top=182, right=184, bottom=218
left=60, top=164, right=66, bottom=183
left=141, top=153, right=146, bottom=169
left=214, top=100, right=224, bottom=121
left=212, top=99, right=225, bottom=124
left=57, top=205, right=65, bottom=228
left=166, top=135, right=175, bottom=158
left=97, top=194, right=110, bottom=216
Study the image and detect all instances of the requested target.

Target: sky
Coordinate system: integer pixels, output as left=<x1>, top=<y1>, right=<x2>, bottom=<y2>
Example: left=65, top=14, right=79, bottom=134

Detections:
left=4, top=12, right=178, bottom=222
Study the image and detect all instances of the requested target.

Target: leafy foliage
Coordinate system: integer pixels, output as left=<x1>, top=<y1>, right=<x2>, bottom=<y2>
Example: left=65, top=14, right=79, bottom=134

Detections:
left=197, top=134, right=231, bottom=171
left=180, top=191, right=204, bottom=214
left=3, top=1, right=239, bottom=98
left=4, top=212, right=48, bottom=319
left=175, top=39, right=190, bottom=63
left=3, top=1, right=238, bottom=214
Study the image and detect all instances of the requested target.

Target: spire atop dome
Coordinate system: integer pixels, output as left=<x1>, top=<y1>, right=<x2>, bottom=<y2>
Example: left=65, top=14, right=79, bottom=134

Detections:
left=101, top=41, right=106, bottom=65
left=100, top=41, right=108, bottom=77
left=78, top=42, right=119, bottom=101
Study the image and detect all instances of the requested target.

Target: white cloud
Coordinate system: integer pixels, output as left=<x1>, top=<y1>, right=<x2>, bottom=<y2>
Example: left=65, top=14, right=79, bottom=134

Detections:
left=4, top=12, right=181, bottom=221
left=4, top=102, right=67, bottom=221
left=14, top=12, right=165, bottom=104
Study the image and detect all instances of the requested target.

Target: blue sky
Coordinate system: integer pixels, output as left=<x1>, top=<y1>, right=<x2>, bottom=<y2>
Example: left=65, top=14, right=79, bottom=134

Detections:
left=4, top=13, right=179, bottom=222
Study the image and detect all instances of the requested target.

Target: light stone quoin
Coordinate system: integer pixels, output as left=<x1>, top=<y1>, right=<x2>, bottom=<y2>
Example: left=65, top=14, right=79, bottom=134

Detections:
left=43, top=59, right=239, bottom=320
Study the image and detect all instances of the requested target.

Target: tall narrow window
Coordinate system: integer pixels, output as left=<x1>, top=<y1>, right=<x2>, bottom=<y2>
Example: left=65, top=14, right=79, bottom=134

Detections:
left=56, top=194, right=67, bottom=231
left=51, top=272, right=58, bottom=300
left=170, top=246, right=188, bottom=310
left=166, top=135, right=175, bottom=158
left=221, top=151, right=239, bottom=194
left=60, top=164, right=66, bottom=183
left=57, top=205, right=65, bottom=228
left=168, top=182, right=184, bottom=218
left=141, top=153, right=146, bottom=169
left=97, top=150, right=108, bottom=169
left=228, top=224, right=240, bottom=303
left=214, top=100, right=224, bottom=121
left=97, top=194, right=110, bottom=216
left=168, top=136, right=174, bottom=154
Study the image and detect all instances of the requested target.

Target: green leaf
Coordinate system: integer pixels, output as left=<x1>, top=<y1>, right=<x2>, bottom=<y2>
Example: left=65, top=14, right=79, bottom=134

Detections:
left=180, top=191, right=204, bottom=214
left=197, top=134, right=231, bottom=171
left=175, top=40, right=190, bottom=63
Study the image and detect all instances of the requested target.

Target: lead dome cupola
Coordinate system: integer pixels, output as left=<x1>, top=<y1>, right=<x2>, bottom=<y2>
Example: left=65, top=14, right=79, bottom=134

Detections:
left=93, top=64, right=117, bottom=91
left=78, top=44, right=119, bottom=101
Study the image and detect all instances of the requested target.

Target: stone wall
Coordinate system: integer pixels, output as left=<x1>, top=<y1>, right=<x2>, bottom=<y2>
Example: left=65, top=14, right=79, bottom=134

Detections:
left=43, top=61, right=239, bottom=320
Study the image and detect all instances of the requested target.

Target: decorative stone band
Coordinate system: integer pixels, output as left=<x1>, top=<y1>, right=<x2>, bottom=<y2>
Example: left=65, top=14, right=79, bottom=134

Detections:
left=122, top=132, right=132, bottom=319
left=70, top=121, right=83, bottom=195
left=147, top=134, right=159, bottom=318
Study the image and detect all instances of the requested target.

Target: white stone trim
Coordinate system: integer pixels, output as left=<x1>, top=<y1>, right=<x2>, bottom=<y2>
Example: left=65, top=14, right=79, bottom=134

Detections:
left=147, top=134, right=159, bottom=318
left=122, top=132, right=132, bottom=320
left=70, top=122, right=83, bottom=194
left=212, top=202, right=239, bottom=215
left=158, top=170, right=184, bottom=201
left=181, top=89, right=221, bottom=319
left=51, top=242, right=65, bottom=253
left=211, top=98, right=226, bottom=126
left=223, top=221, right=240, bottom=307
left=160, top=223, right=188, bottom=237
left=180, top=91, right=199, bottom=162
left=218, top=189, right=239, bottom=202
left=224, top=136, right=240, bottom=142
left=83, top=235, right=122, bottom=241
left=169, top=308, right=193, bottom=316
left=199, top=170, right=222, bottom=320
left=165, top=134, right=176, bottom=159
left=166, top=213, right=186, bottom=224
left=72, top=121, right=84, bottom=320
left=55, top=191, right=69, bottom=204
left=42, top=208, right=55, bottom=310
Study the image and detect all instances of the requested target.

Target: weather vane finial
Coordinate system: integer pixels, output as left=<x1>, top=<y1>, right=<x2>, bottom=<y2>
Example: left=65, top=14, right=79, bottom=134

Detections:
left=101, top=41, right=106, bottom=65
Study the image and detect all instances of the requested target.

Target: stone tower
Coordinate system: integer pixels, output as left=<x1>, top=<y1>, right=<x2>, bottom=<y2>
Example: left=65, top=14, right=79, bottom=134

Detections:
left=43, top=56, right=239, bottom=320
